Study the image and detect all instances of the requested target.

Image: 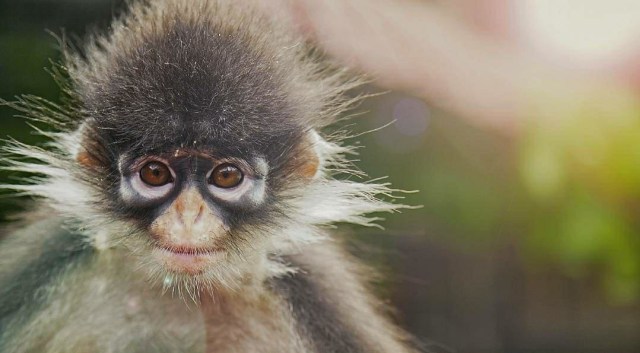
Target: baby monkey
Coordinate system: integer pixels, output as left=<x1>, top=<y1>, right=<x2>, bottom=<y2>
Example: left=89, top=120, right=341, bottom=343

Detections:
left=0, top=1, right=418, bottom=352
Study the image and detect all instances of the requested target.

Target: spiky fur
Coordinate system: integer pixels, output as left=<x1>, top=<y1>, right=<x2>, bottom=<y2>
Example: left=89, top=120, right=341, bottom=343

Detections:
left=0, top=1, right=418, bottom=352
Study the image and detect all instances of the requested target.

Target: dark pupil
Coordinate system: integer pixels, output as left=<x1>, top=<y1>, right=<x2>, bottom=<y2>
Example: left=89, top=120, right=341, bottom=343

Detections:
left=212, top=164, right=242, bottom=188
left=141, top=162, right=169, bottom=186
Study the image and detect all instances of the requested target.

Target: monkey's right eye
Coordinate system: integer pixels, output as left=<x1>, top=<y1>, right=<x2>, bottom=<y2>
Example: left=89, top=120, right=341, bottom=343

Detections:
left=139, top=161, right=173, bottom=187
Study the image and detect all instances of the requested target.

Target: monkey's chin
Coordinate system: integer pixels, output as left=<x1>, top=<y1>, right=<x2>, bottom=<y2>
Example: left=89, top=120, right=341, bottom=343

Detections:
left=152, top=247, right=226, bottom=276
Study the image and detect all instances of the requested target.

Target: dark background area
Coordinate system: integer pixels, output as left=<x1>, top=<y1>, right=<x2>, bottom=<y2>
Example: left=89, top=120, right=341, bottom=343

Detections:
left=1, top=1, right=639, bottom=352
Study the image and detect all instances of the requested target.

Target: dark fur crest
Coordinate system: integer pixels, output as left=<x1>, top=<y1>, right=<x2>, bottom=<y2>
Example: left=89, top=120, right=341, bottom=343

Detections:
left=86, top=20, right=304, bottom=160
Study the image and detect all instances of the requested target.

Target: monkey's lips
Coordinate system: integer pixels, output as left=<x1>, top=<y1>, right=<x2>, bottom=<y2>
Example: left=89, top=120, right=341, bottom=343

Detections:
left=154, top=245, right=225, bottom=275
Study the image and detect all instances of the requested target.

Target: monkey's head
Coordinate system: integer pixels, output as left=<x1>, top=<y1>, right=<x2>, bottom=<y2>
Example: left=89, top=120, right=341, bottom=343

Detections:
left=3, top=0, right=404, bottom=291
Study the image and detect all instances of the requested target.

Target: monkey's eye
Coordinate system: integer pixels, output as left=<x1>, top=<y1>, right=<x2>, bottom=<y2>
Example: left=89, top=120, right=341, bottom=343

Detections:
left=140, top=161, right=173, bottom=187
left=209, top=163, right=243, bottom=188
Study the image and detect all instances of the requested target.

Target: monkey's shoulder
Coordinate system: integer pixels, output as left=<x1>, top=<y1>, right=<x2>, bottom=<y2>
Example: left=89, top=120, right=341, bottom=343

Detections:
left=0, top=212, right=91, bottom=270
left=267, top=245, right=421, bottom=353
left=0, top=214, right=92, bottom=331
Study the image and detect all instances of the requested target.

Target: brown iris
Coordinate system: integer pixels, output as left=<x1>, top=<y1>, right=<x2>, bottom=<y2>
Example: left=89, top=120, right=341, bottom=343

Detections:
left=139, top=161, right=172, bottom=186
left=210, top=163, right=243, bottom=188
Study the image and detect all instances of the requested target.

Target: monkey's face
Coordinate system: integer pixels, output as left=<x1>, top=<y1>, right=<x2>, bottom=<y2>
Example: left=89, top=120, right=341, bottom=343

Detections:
left=78, top=130, right=320, bottom=286
left=117, top=151, right=270, bottom=276
left=80, top=121, right=322, bottom=285
left=75, top=111, right=321, bottom=287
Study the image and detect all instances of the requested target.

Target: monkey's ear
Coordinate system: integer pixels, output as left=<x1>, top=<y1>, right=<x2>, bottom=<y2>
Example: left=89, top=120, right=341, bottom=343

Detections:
left=76, top=149, right=103, bottom=170
left=293, top=130, right=324, bottom=181
left=73, top=122, right=108, bottom=171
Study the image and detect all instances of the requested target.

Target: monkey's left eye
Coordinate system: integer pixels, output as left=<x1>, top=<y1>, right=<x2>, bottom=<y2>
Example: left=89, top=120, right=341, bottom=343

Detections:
left=209, top=163, right=243, bottom=188
left=140, top=161, right=173, bottom=186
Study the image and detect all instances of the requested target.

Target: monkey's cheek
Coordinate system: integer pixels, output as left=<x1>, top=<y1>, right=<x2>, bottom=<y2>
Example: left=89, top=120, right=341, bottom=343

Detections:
left=152, top=248, right=227, bottom=275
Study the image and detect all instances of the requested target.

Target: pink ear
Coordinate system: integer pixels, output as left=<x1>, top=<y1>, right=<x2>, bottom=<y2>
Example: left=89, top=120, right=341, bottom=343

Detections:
left=76, top=147, right=105, bottom=171
left=292, top=134, right=321, bottom=181
left=299, top=156, right=319, bottom=180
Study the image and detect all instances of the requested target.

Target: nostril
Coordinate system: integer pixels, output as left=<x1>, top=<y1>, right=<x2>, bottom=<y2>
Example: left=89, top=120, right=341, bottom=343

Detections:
left=174, top=205, right=205, bottom=227
left=193, top=203, right=205, bottom=224
left=175, top=212, right=186, bottom=226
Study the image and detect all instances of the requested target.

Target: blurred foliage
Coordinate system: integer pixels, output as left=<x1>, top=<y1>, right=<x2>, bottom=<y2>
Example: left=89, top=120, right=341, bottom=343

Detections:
left=520, top=84, right=640, bottom=303
left=1, top=0, right=638, bottom=307
left=354, top=82, right=640, bottom=304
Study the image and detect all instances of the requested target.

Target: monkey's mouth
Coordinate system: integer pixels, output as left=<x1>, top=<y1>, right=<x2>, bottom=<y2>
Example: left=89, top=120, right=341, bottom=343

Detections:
left=154, top=245, right=226, bottom=275
left=159, top=244, right=223, bottom=255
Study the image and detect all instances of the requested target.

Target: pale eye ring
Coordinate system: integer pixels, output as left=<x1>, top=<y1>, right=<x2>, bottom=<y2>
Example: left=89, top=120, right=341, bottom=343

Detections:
left=209, top=163, right=244, bottom=188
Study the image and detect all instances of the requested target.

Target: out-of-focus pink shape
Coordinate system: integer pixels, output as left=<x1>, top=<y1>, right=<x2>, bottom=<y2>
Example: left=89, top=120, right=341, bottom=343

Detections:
left=263, top=0, right=640, bottom=137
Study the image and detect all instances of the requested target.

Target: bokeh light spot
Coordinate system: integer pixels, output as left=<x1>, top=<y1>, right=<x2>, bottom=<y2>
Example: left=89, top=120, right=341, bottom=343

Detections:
left=392, top=98, right=430, bottom=136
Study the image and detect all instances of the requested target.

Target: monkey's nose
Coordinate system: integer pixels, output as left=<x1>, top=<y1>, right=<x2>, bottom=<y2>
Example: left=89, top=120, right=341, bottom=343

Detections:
left=178, top=202, right=205, bottom=227
left=150, top=186, right=228, bottom=246
left=174, top=188, right=207, bottom=227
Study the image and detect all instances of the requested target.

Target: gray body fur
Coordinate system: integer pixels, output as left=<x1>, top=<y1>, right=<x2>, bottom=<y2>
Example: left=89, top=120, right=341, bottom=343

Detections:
left=0, top=212, right=414, bottom=352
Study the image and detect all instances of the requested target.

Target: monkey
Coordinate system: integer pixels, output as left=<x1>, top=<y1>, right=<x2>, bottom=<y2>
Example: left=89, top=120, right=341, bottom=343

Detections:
left=0, top=1, right=419, bottom=352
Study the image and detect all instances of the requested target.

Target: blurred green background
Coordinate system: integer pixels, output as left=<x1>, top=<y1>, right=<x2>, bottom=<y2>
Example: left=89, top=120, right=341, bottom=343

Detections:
left=1, top=1, right=639, bottom=352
